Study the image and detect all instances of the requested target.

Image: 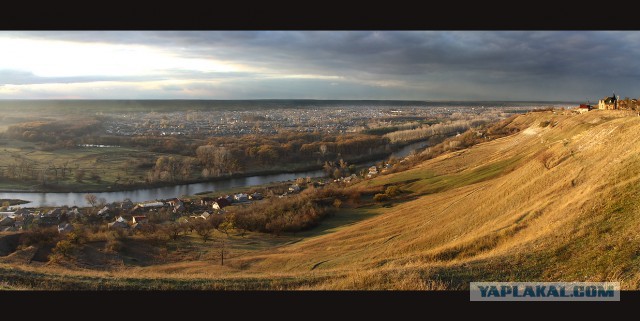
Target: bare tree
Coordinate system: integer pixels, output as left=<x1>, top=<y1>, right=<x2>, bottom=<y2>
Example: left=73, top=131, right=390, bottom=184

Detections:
left=97, top=198, right=108, bottom=209
left=164, top=222, right=185, bottom=240
left=179, top=158, right=194, bottom=181
left=196, top=145, right=233, bottom=177
left=217, top=214, right=235, bottom=237
left=194, top=220, right=214, bottom=242
left=75, top=168, right=86, bottom=182
left=215, top=238, right=228, bottom=266
left=60, top=161, right=70, bottom=179
left=84, top=194, right=98, bottom=207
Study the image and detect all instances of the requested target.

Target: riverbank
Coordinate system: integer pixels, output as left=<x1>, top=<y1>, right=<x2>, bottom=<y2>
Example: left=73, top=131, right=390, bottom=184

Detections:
left=0, top=139, right=436, bottom=208
left=0, top=148, right=404, bottom=194
left=0, top=165, right=319, bottom=193
left=0, top=199, right=30, bottom=206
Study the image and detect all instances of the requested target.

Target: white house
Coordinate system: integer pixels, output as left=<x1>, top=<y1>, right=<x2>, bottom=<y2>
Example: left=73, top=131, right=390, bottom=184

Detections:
left=234, top=193, right=249, bottom=202
left=367, top=166, right=379, bottom=178
left=57, top=223, right=74, bottom=234
left=108, top=217, right=129, bottom=229
left=288, top=184, right=301, bottom=193
left=0, top=216, right=15, bottom=227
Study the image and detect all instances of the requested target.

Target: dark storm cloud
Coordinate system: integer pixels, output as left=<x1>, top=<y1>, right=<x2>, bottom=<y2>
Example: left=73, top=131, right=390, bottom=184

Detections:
left=4, top=31, right=640, bottom=100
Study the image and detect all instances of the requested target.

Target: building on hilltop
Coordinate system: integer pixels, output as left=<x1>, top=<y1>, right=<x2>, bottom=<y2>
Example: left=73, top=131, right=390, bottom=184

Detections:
left=596, top=93, right=640, bottom=111
left=598, top=93, right=618, bottom=110
left=574, top=103, right=593, bottom=114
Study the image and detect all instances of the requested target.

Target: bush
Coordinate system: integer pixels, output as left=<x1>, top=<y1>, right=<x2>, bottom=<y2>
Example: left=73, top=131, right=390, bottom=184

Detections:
left=194, top=220, right=214, bottom=242
left=51, top=239, right=76, bottom=259
left=105, top=239, right=123, bottom=252
left=373, top=193, right=389, bottom=202
left=231, top=193, right=332, bottom=234
left=66, top=232, right=82, bottom=245
left=385, top=186, right=400, bottom=197
left=163, top=223, right=185, bottom=240
left=20, top=226, right=60, bottom=247
left=109, top=228, right=130, bottom=240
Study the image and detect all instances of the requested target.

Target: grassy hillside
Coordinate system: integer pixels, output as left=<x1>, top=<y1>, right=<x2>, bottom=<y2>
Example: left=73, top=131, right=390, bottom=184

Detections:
left=4, top=109, right=640, bottom=290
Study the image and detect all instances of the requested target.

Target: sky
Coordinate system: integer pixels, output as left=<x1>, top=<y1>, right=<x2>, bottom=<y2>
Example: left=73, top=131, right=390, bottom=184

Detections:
left=0, top=31, right=638, bottom=101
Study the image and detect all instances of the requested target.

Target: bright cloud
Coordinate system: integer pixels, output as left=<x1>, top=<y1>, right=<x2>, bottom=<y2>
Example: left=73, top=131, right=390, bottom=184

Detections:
left=0, top=37, right=244, bottom=78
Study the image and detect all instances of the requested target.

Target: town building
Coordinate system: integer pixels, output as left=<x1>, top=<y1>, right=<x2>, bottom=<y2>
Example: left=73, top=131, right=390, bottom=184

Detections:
left=599, top=93, right=618, bottom=110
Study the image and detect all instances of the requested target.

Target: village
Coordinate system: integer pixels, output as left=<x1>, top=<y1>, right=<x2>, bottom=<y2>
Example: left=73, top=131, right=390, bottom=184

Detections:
left=99, top=104, right=531, bottom=137
left=1, top=182, right=296, bottom=234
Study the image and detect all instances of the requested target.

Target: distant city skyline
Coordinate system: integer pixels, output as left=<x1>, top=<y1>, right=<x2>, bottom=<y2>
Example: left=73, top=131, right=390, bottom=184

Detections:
left=0, top=31, right=638, bottom=101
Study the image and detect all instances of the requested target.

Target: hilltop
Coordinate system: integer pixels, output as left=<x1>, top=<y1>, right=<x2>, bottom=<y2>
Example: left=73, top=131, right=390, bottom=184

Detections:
left=3, top=109, right=640, bottom=290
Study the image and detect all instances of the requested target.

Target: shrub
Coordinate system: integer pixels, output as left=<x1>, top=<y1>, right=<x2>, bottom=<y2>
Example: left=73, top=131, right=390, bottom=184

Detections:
left=194, top=220, right=214, bottom=242
left=230, top=193, right=332, bottom=234
left=66, top=230, right=86, bottom=245
left=163, top=223, right=185, bottom=240
left=373, top=193, right=389, bottom=202
left=20, top=226, right=60, bottom=247
left=385, top=186, right=400, bottom=197
left=51, top=239, right=76, bottom=259
left=105, top=239, right=123, bottom=252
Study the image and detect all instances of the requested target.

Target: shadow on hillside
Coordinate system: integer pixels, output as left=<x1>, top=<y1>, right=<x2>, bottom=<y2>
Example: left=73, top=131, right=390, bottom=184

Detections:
left=290, top=206, right=383, bottom=238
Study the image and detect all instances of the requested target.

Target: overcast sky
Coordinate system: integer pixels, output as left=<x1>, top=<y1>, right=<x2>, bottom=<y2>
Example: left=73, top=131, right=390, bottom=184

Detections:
left=0, top=31, right=637, bottom=101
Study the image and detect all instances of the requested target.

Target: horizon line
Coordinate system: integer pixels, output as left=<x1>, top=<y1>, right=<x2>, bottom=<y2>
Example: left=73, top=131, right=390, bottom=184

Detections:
left=0, top=98, right=584, bottom=103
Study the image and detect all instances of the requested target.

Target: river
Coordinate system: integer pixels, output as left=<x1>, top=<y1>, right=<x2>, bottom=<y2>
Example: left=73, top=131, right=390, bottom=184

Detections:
left=0, top=140, right=430, bottom=207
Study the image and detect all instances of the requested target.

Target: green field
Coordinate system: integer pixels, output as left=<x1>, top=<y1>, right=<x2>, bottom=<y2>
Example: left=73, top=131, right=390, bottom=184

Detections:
left=0, top=138, right=172, bottom=192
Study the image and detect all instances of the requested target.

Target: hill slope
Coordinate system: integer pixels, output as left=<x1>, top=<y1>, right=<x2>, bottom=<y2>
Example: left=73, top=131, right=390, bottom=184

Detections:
left=232, top=109, right=640, bottom=289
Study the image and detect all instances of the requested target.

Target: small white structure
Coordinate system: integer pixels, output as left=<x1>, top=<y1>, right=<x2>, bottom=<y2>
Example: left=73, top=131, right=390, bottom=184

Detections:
left=57, top=223, right=74, bottom=234
left=132, top=215, right=148, bottom=224
left=97, top=206, right=110, bottom=217
left=68, top=207, right=81, bottom=218
left=0, top=211, right=16, bottom=218
left=0, top=216, right=15, bottom=227
left=108, top=216, right=129, bottom=229
left=288, top=184, right=301, bottom=193
left=191, top=212, right=211, bottom=220
left=45, top=208, right=62, bottom=217
left=250, top=192, right=263, bottom=200
left=367, top=166, right=379, bottom=178
left=173, top=204, right=186, bottom=213
left=138, top=201, right=164, bottom=208
left=234, top=193, right=249, bottom=202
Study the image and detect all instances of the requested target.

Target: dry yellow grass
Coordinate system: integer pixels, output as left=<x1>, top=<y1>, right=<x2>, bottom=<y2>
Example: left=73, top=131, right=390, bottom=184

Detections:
left=4, top=110, right=640, bottom=290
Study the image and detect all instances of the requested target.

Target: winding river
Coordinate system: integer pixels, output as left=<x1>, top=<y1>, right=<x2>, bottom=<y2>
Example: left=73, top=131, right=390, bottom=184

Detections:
left=0, top=140, right=430, bottom=207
